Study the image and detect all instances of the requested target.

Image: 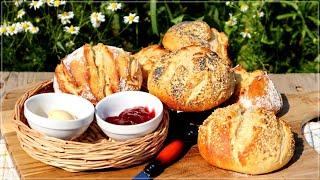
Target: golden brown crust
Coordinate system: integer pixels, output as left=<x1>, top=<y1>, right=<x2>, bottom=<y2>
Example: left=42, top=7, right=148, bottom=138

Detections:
left=116, top=51, right=143, bottom=91
left=54, top=44, right=143, bottom=104
left=162, top=21, right=232, bottom=66
left=147, top=45, right=235, bottom=112
left=162, top=21, right=211, bottom=51
left=133, top=45, right=169, bottom=86
left=54, top=63, right=81, bottom=95
left=93, top=43, right=120, bottom=93
left=63, top=49, right=98, bottom=104
left=230, top=65, right=283, bottom=113
left=84, top=44, right=104, bottom=101
left=198, top=104, right=295, bottom=175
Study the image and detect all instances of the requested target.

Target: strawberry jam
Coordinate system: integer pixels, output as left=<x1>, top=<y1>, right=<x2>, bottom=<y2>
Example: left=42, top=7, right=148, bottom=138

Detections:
left=106, top=106, right=155, bottom=125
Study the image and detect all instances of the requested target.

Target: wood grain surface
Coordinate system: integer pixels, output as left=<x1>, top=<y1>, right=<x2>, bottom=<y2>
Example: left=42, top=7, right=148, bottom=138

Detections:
left=1, top=72, right=319, bottom=179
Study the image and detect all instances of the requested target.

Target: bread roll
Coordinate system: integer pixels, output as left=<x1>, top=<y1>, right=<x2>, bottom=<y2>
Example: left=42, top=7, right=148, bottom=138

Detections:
left=198, top=104, right=294, bottom=175
left=147, top=45, right=235, bottom=112
left=162, top=21, right=211, bottom=51
left=232, top=65, right=283, bottom=113
left=162, top=21, right=231, bottom=66
left=54, top=43, right=142, bottom=104
left=133, top=45, right=169, bottom=86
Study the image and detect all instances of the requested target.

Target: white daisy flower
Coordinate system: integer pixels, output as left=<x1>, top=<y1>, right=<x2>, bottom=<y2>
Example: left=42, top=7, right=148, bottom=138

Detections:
left=107, top=2, right=122, bottom=12
left=226, top=13, right=237, bottom=26
left=64, top=25, right=79, bottom=35
left=17, top=9, right=26, bottom=19
left=225, top=1, right=233, bottom=6
left=20, top=21, right=33, bottom=32
left=240, top=4, right=249, bottom=12
left=29, top=0, right=44, bottom=10
left=28, top=26, right=39, bottom=34
left=240, top=31, right=252, bottom=39
left=6, top=24, right=20, bottom=35
left=14, top=22, right=24, bottom=33
left=90, top=12, right=106, bottom=28
left=258, top=11, right=264, bottom=18
left=50, top=0, right=66, bottom=7
left=123, top=13, right=139, bottom=24
left=14, top=0, right=24, bottom=7
left=0, top=25, right=8, bottom=36
left=58, top=11, right=74, bottom=25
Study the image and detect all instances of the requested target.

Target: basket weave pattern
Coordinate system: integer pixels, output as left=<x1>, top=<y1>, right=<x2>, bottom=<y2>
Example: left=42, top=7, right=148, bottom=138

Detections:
left=13, top=80, right=169, bottom=172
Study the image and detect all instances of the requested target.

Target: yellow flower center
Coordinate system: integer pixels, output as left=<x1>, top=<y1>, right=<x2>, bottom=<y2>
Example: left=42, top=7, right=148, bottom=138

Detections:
left=111, top=3, right=117, bottom=9
left=8, top=26, right=15, bottom=32
left=92, top=13, right=98, bottom=19
left=22, top=23, right=30, bottom=29
left=31, top=27, right=37, bottom=32
left=62, top=12, right=68, bottom=17
left=69, top=26, right=75, bottom=32
left=54, top=0, right=60, bottom=6
left=128, top=15, right=135, bottom=22
left=0, top=27, right=6, bottom=33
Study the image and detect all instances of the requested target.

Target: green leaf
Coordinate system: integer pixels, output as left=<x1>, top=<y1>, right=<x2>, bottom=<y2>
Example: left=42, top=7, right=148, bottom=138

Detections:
left=261, top=35, right=274, bottom=45
left=112, top=14, right=120, bottom=36
left=150, top=0, right=159, bottom=35
left=276, top=13, right=297, bottom=20
left=197, top=16, right=204, bottom=21
left=315, top=54, right=320, bottom=62
left=56, top=42, right=65, bottom=52
left=307, top=16, right=320, bottom=26
left=281, top=1, right=299, bottom=11
left=213, top=8, right=220, bottom=27
left=171, top=15, right=184, bottom=24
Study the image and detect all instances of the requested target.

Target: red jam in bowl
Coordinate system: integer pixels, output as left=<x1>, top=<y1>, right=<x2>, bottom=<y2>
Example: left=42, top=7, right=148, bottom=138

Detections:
left=105, top=106, right=155, bottom=125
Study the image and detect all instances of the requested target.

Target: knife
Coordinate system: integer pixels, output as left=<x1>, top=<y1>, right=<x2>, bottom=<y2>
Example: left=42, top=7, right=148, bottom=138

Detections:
left=133, top=121, right=199, bottom=180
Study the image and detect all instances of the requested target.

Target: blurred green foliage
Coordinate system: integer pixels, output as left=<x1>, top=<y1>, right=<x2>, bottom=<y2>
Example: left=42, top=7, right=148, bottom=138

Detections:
left=1, top=0, right=319, bottom=73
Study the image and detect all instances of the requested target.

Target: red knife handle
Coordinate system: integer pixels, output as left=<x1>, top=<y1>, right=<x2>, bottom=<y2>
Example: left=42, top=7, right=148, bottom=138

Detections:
left=156, top=139, right=184, bottom=166
left=141, top=139, right=185, bottom=178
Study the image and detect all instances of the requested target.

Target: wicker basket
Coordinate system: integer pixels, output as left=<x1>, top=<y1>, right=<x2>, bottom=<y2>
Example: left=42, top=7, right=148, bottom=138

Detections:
left=13, top=80, right=169, bottom=172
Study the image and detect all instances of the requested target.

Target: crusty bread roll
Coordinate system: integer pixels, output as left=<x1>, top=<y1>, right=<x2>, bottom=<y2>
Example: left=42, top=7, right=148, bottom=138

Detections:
left=231, top=65, right=283, bottom=113
left=147, top=45, right=235, bottom=112
left=198, top=103, right=294, bottom=175
left=132, top=45, right=169, bottom=86
left=162, top=21, right=211, bottom=51
left=162, top=21, right=231, bottom=66
left=54, top=43, right=142, bottom=104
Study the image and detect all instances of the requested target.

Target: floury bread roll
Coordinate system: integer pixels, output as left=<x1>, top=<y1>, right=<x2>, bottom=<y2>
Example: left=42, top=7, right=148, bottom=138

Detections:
left=147, top=45, right=235, bottom=112
left=54, top=43, right=143, bottom=104
left=232, top=65, right=283, bottom=113
left=162, top=21, right=231, bottom=66
left=198, top=104, right=295, bottom=175
left=132, top=45, right=169, bottom=86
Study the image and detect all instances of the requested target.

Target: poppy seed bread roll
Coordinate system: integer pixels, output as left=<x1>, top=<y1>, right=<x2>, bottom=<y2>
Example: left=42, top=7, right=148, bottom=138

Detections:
left=198, top=104, right=295, bottom=175
left=162, top=21, right=232, bottom=66
left=147, top=45, right=235, bottom=112
left=133, top=45, right=169, bottom=86
left=162, top=21, right=211, bottom=52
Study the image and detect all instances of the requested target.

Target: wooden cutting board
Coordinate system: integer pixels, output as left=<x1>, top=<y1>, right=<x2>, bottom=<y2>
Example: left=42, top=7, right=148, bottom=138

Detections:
left=1, top=85, right=319, bottom=179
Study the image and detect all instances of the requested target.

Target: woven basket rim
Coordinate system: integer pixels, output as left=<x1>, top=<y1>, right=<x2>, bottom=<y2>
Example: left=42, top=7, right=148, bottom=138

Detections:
left=12, top=80, right=169, bottom=172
